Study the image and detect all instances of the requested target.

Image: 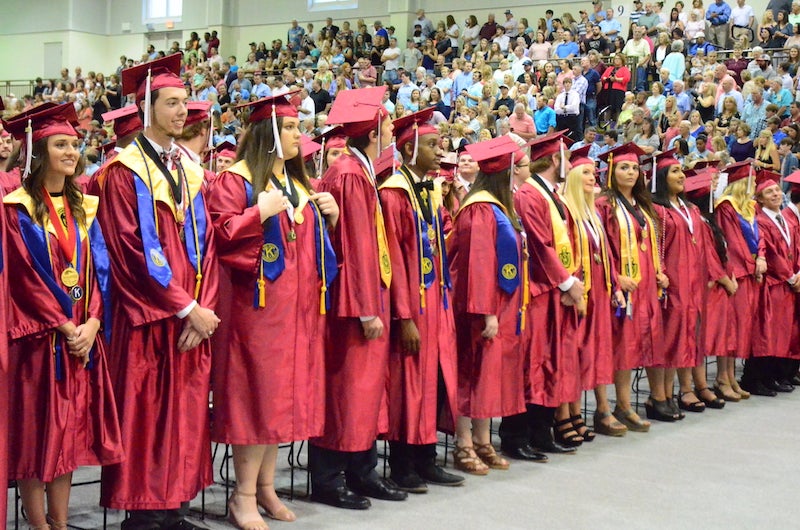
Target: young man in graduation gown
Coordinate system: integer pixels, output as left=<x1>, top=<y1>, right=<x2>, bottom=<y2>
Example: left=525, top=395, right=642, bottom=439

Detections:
left=175, top=100, right=217, bottom=183
left=85, top=105, right=143, bottom=196
left=309, top=86, right=408, bottom=509
left=0, top=150, right=9, bottom=526
left=499, top=132, right=586, bottom=458
left=782, top=172, right=800, bottom=384
left=96, top=54, right=221, bottom=530
left=378, top=108, right=463, bottom=492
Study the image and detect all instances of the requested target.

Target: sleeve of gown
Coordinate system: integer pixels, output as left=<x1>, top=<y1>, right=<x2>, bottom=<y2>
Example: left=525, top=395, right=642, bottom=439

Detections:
left=98, top=164, right=195, bottom=324
left=700, top=221, right=727, bottom=282
left=317, top=166, right=383, bottom=318
left=515, top=186, right=571, bottom=287
left=205, top=171, right=264, bottom=275
left=461, top=204, right=501, bottom=316
left=380, top=188, right=416, bottom=320
left=3, top=205, right=69, bottom=339
left=715, top=201, right=750, bottom=279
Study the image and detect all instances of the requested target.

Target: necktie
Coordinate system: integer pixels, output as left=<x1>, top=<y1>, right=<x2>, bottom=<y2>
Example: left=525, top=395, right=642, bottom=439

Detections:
left=777, top=214, right=786, bottom=229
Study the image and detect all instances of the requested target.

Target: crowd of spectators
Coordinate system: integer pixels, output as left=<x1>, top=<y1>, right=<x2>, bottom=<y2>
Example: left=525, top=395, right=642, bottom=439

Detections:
left=5, top=1, right=800, bottom=190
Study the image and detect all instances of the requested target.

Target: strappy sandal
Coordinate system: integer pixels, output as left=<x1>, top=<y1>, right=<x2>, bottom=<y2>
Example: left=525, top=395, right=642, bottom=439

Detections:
left=256, top=483, right=296, bottom=522
left=714, top=381, right=741, bottom=402
left=613, top=406, right=651, bottom=432
left=593, top=410, right=627, bottom=437
left=452, top=445, right=489, bottom=475
left=553, top=417, right=584, bottom=447
left=696, top=386, right=725, bottom=409
left=678, top=391, right=706, bottom=412
left=46, top=518, right=66, bottom=530
left=29, top=524, right=51, bottom=530
left=731, top=380, right=751, bottom=399
left=228, top=490, right=270, bottom=530
left=570, top=414, right=596, bottom=442
left=473, top=442, right=509, bottom=470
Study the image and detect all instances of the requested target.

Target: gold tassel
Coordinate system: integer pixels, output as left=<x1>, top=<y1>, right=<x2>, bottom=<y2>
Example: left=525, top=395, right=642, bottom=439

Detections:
left=194, top=272, right=203, bottom=300
left=257, top=278, right=266, bottom=308
left=420, top=284, right=426, bottom=309
left=320, top=285, right=327, bottom=315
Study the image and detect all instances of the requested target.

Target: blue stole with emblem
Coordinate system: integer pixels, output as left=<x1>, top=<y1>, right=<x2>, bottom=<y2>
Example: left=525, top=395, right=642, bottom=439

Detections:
left=492, top=205, right=520, bottom=295
left=737, top=212, right=760, bottom=255
left=415, top=210, right=436, bottom=289
left=311, top=199, right=339, bottom=311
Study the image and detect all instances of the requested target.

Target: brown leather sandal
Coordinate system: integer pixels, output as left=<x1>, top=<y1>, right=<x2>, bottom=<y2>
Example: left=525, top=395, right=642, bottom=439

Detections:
left=452, top=445, right=489, bottom=475
left=473, top=442, right=509, bottom=470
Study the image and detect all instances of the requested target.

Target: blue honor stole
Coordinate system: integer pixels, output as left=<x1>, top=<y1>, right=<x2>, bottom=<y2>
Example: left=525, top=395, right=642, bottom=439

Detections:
left=118, top=140, right=208, bottom=298
left=6, top=189, right=112, bottom=380
left=235, top=160, right=337, bottom=311
left=737, top=213, right=760, bottom=256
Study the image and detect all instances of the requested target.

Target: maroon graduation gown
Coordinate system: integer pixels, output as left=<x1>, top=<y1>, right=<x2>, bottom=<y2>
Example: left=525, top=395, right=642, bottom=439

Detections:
left=715, top=200, right=764, bottom=358
left=311, top=151, right=390, bottom=452
left=697, top=219, right=732, bottom=358
left=782, top=206, right=800, bottom=358
left=206, top=165, right=326, bottom=444
left=2, top=191, right=124, bottom=483
left=0, top=186, right=10, bottom=522
left=655, top=202, right=705, bottom=368
left=448, top=201, right=525, bottom=418
left=379, top=175, right=457, bottom=445
left=515, top=179, right=581, bottom=407
left=597, top=196, right=665, bottom=370
left=97, top=148, right=218, bottom=510
left=752, top=211, right=798, bottom=359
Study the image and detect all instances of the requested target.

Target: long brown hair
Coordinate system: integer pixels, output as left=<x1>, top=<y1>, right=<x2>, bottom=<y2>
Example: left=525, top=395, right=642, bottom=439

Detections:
left=236, top=116, right=312, bottom=206
left=464, top=170, right=521, bottom=231
left=601, top=162, right=658, bottom=223
left=22, top=136, right=86, bottom=226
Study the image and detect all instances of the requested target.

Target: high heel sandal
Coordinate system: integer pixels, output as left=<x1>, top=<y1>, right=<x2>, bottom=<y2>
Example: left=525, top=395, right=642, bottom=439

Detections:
left=553, top=417, right=584, bottom=447
left=714, top=382, right=741, bottom=402
left=593, top=410, right=627, bottom=437
left=473, top=442, right=510, bottom=470
left=612, top=406, right=650, bottom=432
left=570, top=414, right=596, bottom=442
left=678, top=391, right=706, bottom=413
left=452, top=445, right=490, bottom=475
left=228, top=490, right=270, bottom=530
left=731, top=380, right=751, bottom=399
left=645, top=398, right=679, bottom=422
left=696, top=386, right=725, bottom=409
left=256, top=483, right=296, bottom=522
left=29, top=524, right=51, bottom=530
left=46, top=517, right=66, bottom=530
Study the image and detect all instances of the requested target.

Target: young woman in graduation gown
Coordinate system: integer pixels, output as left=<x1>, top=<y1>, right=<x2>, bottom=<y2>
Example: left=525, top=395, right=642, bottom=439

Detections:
left=561, top=153, right=628, bottom=437
left=2, top=103, right=124, bottom=529
left=206, top=95, right=339, bottom=528
left=447, top=137, right=527, bottom=475
left=596, top=144, right=671, bottom=430
left=714, top=163, right=765, bottom=399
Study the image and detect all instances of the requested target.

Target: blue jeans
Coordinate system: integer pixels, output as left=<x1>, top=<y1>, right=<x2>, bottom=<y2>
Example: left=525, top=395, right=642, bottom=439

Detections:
left=636, top=67, right=647, bottom=92
left=382, top=69, right=398, bottom=84
left=585, top=97, right=598, bottom=126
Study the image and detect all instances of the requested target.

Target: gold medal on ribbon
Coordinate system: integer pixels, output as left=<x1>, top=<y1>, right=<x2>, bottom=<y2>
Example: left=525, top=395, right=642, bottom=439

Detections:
left=640, top=243, right=647, bottom=251
left=294, top=211, right=305, bottom=224
left=287, top=229, right=297, bottom=242
left=427, top=226, right=436, bottom=241
left=61, top=267, right=79, bottom=287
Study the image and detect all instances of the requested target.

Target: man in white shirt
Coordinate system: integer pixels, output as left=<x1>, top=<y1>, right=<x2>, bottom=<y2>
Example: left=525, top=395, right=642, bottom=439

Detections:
left=503, top=10, right=519, bottom=37
left=298, top=87, right=316, bottom=122
left=492, top=27, right=511, bottom=52
left=730, top=0, right=756, bottom=43
left=382, top=37, right=402, bottom=83
left=622, top=26, right=651, bottom=91
left=554, top=77, right=581, bottom=139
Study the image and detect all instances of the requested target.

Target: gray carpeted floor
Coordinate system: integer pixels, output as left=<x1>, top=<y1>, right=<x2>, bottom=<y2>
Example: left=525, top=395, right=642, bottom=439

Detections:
left=7, top=370, right=799, bottom=529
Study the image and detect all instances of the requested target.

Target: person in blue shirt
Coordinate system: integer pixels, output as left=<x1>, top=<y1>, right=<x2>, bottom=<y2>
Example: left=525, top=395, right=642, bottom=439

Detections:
left=555, top=31, right=580, bottom=58
left=768, top=78, right=793, bottom=118
left=598, top=9, right=622, bottom=38
left=533, top=94, right=556, bottom=134
left=688, top=33, right=717, bottom=56
left=452, top=61, right=475, bottom=104
left=705, top=0, right=731, bottom=49
left=581, top=57, right=601, bottom=126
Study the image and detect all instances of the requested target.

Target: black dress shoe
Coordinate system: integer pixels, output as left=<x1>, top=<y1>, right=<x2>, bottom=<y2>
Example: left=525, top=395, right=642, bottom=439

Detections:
left=417, top=464, right=465, bottom=486
left=775, top=379, right=795, bottom=392
left=500, top=443, right=549, bottom=462
left=530, top=439, right=578, bottom=455
left=311, top=486, right=371, bottom=510
left=740, top=380, right=777, bottom=397
left=348, top=477, right=408, bottom=501
left=791, top=374, right=800, bottom=386
left=168, top=519, right=210, bottom=530
left=389, top=472, right=428, bottom=493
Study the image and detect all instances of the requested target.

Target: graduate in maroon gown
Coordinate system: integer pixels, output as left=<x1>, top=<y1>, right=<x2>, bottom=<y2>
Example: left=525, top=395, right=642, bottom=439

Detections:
left=681, top=171, right=734, bottom=408
left=176, top=100, right=217, bottom=184
left=0, top=106, right=12, bottom=527
left=2, top=103, right=124, bottom=529
left=561, top=147, right=629, bottom=437
left=214, top=141, right=237, bottom=174
left=715, top=161, right=766, bottom=398
left=498, top=131, right=587, bottom=457
left=308, top=87, right=408, bottom=510
left=206, top=93, right=339, bottom=528
left=378, top=108, right=462, bottom=492
left=750, top=179, right=800, bottom=390
left=596, top=144, right=671, bottom=428
left=781, top=172, right=800, bottom=379
left=449, top=136, right=527, bottom=476
left=96, top=55, right=221, bottom=529
left=85, top=105, right=143, bottom=196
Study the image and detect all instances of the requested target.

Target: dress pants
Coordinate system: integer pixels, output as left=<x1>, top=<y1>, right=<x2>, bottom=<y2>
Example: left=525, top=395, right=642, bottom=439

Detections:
left=121, top=502, right=189, bottom=530
left=308, top=443, right=379, bottom=492
left=499, top=404, right=555, bottom=448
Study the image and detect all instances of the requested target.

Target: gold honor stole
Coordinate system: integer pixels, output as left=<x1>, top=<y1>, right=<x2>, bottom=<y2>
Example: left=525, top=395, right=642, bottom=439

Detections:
left=526, top=178, right=577, bottom=274
left=615, top=204, right=663, bottom=298
left=571, top=213, right=613, bottom=298
left=354, top=160, right=392, bottom=288
left=457, top=190, right=530, bottom=330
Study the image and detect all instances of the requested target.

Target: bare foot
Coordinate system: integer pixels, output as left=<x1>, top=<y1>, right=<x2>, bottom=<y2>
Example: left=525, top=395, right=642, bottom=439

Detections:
left=228, top=490, right=269, bottom=530
left=257, top=484, right=296, bottom=522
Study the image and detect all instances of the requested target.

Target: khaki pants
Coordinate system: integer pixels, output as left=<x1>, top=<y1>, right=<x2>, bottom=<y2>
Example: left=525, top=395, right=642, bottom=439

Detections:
left=732, top=25, right=754, bottom=45
left=708, top=23, right=730, bottom=49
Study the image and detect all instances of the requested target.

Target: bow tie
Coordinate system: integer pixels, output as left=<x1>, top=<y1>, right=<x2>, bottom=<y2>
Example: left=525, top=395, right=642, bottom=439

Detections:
left=414, top=180, right=435, bottom=192
left=160, top=148, right=181, bottom=167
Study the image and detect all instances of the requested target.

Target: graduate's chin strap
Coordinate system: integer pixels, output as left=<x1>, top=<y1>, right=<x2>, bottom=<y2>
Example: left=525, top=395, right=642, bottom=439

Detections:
left=22, top=118, right=33, bottom=180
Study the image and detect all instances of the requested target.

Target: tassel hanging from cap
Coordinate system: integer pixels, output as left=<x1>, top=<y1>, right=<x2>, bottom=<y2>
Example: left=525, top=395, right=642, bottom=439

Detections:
left=509, top=150, right=516, bottom=191
left=410, top=124, right=420, bottom=166
left=607, top=153, right=614, bottom=189
left=317, top=137, right=326, bottom=178
left=709, top=181, right=714, bottom=213
left=271, top=104, right=284, bottom=159
left=747, top=161, right=754, bottom=196
left=651, top=154, right=657, bottom=193
left=22, top=118, right=33, bottom=180
left=559, top=139, right=566, bottom=183
left=207, top=109, right=215, bottom=173
left=143, top=67, right=152, bottom=129
left=376, top=111, right=382, bottom=153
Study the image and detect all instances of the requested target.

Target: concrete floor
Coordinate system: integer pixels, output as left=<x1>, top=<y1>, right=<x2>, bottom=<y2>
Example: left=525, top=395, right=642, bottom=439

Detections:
left=7, top=365, right=799, bottom=529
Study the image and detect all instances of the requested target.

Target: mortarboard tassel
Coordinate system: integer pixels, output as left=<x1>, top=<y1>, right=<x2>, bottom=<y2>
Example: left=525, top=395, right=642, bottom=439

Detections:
left=207, top=109, right=215, bottom=173
left=709, top=181, right=714, bottom=213
left=143, top=67, right=152, bottom=129
left=410, top=123, right=419, bottom=166
left=271, top=104, right=283, bottom=159
left=747, top=162, right=754, bottom=196
left=317, top=137, right=326, bottom=179
left=22, top=118, right=32, bottom=180
left=651, top=154, right=657, bottom=193
left=559, top=139, right=566, bottom=183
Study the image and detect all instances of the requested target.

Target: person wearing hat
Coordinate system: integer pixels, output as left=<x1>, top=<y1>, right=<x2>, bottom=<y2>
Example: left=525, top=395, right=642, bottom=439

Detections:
left=498, top=132, right=587, bottom=456
left=214, top=141, right=237, bottom=173
left=596, top=143, right=670, bottom=428
left=100, top=105, right=143, bottom=156
left=651, top=151, right=726, bottom=414
left=377, top=108, right=463, bottom=491
left=747, top=178, right=800, bottom=392
left=714, top=160, right=765, bottom=398
left=781, top=171, right=800, bottom=384
left=175, top=100, right=215, bottom=179
left=308, top=86, right=407, bottom=509
left=205, top=92, right=339, bottom=528
left=2, top=102, right=125, bottom=529
left=561, top=146, right=629, bottom=436
left=95, top=54, right=221, bottom=529
left=449, top=135, right=528, bottom=473
left=0, top=182, right=7, bottom=530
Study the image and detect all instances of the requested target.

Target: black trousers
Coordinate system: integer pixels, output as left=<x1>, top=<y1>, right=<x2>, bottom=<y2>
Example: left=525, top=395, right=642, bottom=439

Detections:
left=498, top=404, right=555, bottom=448
left=121, top=502, right=189, bottom=530
left=308, top=443, right=379, bottom=493
left=742, top=356, right=796, bottom=385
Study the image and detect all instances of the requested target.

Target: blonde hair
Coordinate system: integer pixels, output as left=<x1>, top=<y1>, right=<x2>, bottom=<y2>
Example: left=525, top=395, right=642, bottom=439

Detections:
left=562, top=163, right=599, bottom=228
left=755, top=129, right=777, bottom=159
left=722, top=179, right=756, bottom=220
